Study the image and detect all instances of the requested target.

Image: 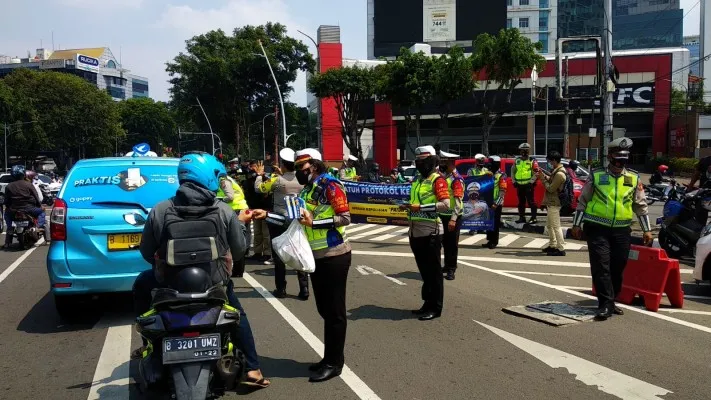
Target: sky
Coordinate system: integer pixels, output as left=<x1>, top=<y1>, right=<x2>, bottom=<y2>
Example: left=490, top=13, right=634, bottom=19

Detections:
left=0, top=0, right=702, bottom=106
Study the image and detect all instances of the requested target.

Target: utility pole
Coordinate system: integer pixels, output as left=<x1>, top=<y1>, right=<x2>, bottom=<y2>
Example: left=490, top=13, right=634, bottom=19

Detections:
left=3, top=123, right=7, bottom=172
left=544, top=85, right=549, bottom=154
left=531, top=66, right=538, bottom=154
left=602, top=0, right=614, bottom=163
left=273, top=105, right=279, bottom=163
left=563, top=56, right=570, bottom=158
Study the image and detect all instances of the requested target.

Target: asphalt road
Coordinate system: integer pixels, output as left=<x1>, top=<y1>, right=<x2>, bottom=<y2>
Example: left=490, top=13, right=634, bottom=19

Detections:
left=1, top=224, right=710, bottom=400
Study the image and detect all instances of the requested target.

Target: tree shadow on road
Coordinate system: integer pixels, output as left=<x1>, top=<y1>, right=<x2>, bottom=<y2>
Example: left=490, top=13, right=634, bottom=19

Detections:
left=347, top=305, right=413, bottom=321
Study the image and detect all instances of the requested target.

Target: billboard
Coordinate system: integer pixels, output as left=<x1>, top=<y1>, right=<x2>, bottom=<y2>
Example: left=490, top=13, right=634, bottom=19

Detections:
left=423, top=0, right=456, bottom=42
left=76, top=54, right=100, bottom=74
left=39, top=59, right=66, bottom=69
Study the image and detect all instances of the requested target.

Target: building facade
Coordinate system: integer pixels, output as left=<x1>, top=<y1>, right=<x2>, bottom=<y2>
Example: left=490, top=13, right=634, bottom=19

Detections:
left=507, top=0, right=558, bottom=54
left=0, top=47, right=149, bottom=101
left=684, top=35, right=701, bottom=77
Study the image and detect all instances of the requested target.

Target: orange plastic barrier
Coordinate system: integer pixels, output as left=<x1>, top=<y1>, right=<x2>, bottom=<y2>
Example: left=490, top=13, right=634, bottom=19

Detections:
left=592, top=245, right=683, bottom=312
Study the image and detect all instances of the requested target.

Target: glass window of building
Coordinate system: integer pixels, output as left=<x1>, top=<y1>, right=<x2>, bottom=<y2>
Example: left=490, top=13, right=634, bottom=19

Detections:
left=106, top=60, right=117, bottom=69
left=520, top=0, right=529, bottom=5
left=539, top=0, right=549, bottom=7
left=507, top=18, right=513, bottom=28
left=519, top=17, right=529, bottom=28
left=539, top=14, right=548, bottom=29
left=539, top=33, right=549, bottom=53
left=507, top=0, right=512, bottom=5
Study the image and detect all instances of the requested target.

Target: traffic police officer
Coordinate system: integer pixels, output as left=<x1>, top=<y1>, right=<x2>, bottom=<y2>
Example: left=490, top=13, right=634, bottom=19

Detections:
left=339, top=155, right=359, bottom=181
left=466, top=153, right=489, bottom=176
left=438, top=150, right=464, bottom=281
left=484, top=155, right=508, bottom=249
left=401, top=145, right=450, bottom=321
left=255, top=148, right=310, bottom=300
left=572, top=137, right=652, bottom=320
left=217, top=169, right=250, bottom=276
left=511, top=143, right=539, bottom=224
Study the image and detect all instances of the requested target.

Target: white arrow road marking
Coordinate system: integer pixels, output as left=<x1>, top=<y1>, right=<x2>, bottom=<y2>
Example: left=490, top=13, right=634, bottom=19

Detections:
left=474, top=320, right=673, bottom=400
left=355, top=265, right=371, bottom=275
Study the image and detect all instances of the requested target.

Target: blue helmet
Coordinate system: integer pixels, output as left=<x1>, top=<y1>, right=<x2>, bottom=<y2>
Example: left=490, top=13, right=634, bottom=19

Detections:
left=11, top=165, right=25, bottom=180
left=178, top=152, right=224, bottom=192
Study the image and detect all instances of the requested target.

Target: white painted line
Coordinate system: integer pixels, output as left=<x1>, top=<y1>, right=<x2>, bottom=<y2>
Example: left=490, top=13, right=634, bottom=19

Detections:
left=0, top=246, right=39, bottom=285
left=360, top=266, right=407, bottom=286
left=350, top=226, right=396, bottom=240
left=459, top=234, right=487, bottom=246
left=369, top=228, right=408, bottom=242
left=524, top=238, right=549, bottom=249
left=497, top=234, right=520, bottom=247
left=563, top=242, right=585, bottom=251
left=502, top=270, right=589, bottom=278
left=355, top=265, right=370, bottom=275
left=346, top=224, right=377, bottom=234
left=398, top=235, right=411, bottom=243
left=656, top=309, right=711, bottom=316
left=556, top=286, right=591, bottom=290
left=475, top=321, right=672, bottom=399
left=242, top=273, right=382, bottom=400
left=683, top=294, right=711, bottom=300
left=352, top=250, right=590, bottom=268
left=87, top=316, right=133, bottom=400
left=349, top=250, right=711, bottom=334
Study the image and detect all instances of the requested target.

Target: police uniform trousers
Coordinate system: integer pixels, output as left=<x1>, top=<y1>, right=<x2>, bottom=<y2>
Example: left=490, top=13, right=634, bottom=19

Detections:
left=440, top=215, right=462, bottom=272
left=267, top=222, right=309, bottom=294
left=584, top=222, right=632, bottom=309
left=409, top=233, right=444, bottom=313
left=486, top=206, right=503, bottom=245
left=516, top=183, right=537, bottom=219
left=310, top=252, right=351, bottom=367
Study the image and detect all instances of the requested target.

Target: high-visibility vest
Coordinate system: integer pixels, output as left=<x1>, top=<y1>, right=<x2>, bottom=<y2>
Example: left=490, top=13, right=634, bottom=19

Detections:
left=299, top=176, right=348, bottom=251
left=583, top=169, right=638, bottom=228
left=494, top=172, right=504, bottom=200
left=408, top=172, right=441, bottom=223
left=440, top=172, right=464, bottom=216
left=217, top=176, right=248, bottom=211
left=344, top=168, right=357, bottom=180
left=514, top=158, right=533, bottom=183
left=467, top=167, right=489, bottom=177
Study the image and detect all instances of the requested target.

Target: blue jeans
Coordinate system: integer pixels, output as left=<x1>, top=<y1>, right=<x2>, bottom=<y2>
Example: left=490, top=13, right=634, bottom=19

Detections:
left=133, top=271, right=261, bottom=371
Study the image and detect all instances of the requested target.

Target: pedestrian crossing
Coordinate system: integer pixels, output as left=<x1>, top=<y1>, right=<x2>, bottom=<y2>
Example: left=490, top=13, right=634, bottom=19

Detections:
left=249, top=223, right=587, bottom=250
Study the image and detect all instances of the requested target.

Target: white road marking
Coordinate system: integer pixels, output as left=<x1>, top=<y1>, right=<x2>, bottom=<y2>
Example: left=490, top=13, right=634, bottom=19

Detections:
left=474, top=321, right=673, bottom=399
left=524, top=238, right=549, bottom=249
left=682, top=294, right=711, bottom=300
left=87, top=316, right=133, bottom=400
left=563, top=242, right=585, bottom=250
left=346, top=224, right=378, bottom=234
left=355, top=265, right=371, bottom=275
left=556, top=286, right=591, bottom=290
left=350, top=250, right=711, bottom=334
left=502, top=271, right=589, bottom=278
left=370, top=228, right=409, bottom=242
left=398, top=235, right=411, bottom=243
left=497, top=234, right=520, bottom=246
left=656, top=309, right=711, bottom=316
left=350, top=226, right=396, bottom=240
left=0, top=246, right=39, bottom=285
left=459, top=234, right=487, bottom=246
left=242, top=273, right=382, bottom=400
left=360, top=266, right=407, bottom=286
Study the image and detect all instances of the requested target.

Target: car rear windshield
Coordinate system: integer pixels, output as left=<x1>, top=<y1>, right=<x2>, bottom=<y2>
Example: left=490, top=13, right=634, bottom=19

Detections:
left=62, top=164, right=179, bottom=209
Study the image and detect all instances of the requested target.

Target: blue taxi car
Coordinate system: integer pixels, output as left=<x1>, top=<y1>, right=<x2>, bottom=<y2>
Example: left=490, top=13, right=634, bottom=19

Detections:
left=47, top=157, right=180, bottom=316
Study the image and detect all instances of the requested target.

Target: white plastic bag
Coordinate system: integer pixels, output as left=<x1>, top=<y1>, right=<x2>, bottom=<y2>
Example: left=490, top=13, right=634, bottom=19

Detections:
left=272, top=219, right=316, bottom=274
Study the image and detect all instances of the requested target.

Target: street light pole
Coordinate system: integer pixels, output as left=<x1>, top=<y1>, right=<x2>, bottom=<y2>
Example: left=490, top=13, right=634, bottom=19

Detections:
left=297, top=30, right=322, bottom=152
left=195, top=97, right=215, bottom=154
left=262, top=112, right=275, bottom=161
left=257, top=40, right=288, bottom=147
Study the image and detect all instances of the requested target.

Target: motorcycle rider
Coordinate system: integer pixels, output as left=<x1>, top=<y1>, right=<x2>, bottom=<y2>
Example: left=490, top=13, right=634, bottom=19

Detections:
left=366, top=163, right=381, bottom=183
left=3, top=165, right=46, bottom=249
left=26, top=170, right=44, bottom=204
left=650, top=164, right=672, bottom=185
left=132, top=152, right=271, bottom=388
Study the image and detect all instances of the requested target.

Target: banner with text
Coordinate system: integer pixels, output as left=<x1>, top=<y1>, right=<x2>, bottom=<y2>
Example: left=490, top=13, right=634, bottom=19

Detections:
left=343, top=175, right=495, bottom=231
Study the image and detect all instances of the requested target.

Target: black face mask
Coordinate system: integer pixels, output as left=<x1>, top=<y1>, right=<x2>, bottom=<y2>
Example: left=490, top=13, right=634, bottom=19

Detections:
left=439, top=164, right=449, bottom=173
left=296, top=169, right=311, bottom=185
left=416, top=158, right=435, bottom=176
left=609, top=156, right=627, bottom=169
left=521, top=152, right=529, bottom=158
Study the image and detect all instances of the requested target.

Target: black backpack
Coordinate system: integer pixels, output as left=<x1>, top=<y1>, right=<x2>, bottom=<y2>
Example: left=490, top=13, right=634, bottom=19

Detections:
left=158, top=200, right=230, bottom=286
left=558, top=170, right=574, bottom=213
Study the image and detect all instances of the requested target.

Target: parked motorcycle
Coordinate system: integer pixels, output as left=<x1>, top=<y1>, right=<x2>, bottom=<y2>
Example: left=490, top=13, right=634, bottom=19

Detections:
left=8, top=210, right=44, bottom=249
left=657, top=187, right=711, bottom=258
left=135, top=267, right=245, bottom=400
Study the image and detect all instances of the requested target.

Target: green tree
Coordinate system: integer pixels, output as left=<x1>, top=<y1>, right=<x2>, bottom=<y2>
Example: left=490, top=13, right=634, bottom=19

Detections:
left=432, top=46, right=476, bottom=143
left=308, top=65, right=377, bottom=163
left=670, top=88, right=687, bottom=117
left=472, top=29, right=546, bottom=154
left=377, top=48, right=435, bottom=148
left=118, top=98, right=177, bottom=155
left=167, top=23, right=314, bottom=155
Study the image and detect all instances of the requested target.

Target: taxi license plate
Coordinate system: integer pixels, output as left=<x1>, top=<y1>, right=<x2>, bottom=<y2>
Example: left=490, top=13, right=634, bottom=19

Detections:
left=162, top=334, right=221, bottom=365
left=107, top=233, right=142, bottom=251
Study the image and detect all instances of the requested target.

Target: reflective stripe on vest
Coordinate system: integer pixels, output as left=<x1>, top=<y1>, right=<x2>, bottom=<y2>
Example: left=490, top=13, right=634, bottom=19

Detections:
left=440, top=174, right=463, bottom=216
left=583, top=170, right=637, bottom=228
left=299, top=181, right=348, bottom=251
left=494, top=172, right=503, bottom=200
left=217, top=176, right=248, bottom=211
left=409, top=172, right=441, bottom=222
left=514, top=159, right=533, bottom=183
left=344, top=168, right=357, bottom=179
left=467, top=167, right=488, bottom=177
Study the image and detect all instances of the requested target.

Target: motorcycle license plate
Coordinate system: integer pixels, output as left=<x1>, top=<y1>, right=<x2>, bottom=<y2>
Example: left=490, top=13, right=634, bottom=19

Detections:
left=13, top=221, right=29, bottom=228
left=162, top=334, right=221, bottom=365
left=107, top=233, right=141, bottom=251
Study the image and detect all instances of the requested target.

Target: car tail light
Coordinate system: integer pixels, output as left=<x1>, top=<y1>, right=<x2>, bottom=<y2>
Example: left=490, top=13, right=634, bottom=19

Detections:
left=50, top=198, right=67, bottom=241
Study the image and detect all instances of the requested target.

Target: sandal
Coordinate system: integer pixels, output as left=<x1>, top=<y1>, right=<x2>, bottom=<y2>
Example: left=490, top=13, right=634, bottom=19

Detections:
left=130, top=346, right=147, bottom=360
left=242, top=374, right=271, bottom=388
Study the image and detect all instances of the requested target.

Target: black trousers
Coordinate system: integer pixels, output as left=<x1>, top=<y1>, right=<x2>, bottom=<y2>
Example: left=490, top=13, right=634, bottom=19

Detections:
left=516, top=183, right=537, bottom=218
left=310, top=252, right=351, bottom=367
left=409, top=234, right=444, bottom=313
left=267, top=223, right=309, bottom=293
left=440, top=215, right=462, bottom=272
left=584, top=223, right=632, bottom=309
left=486, top=206, right=503, bottom=245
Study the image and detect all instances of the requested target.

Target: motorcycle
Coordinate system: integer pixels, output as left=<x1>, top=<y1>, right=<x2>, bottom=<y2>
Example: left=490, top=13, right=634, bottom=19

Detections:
left=39, top=184, right=54, bottom=206
left=656, top=186, right=711, bottom=258
left=135, top=267, right=245, bottom=400
left=8, top=210, right=44, bottom=249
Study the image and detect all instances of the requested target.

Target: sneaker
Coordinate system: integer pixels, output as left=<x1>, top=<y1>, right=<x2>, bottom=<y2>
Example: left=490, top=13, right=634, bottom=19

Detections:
left=542, top=246, right=554, bottom=253
left=529, top=218, right=538, bottom=224
left=263, top=258, right=274, bottom=265
left=549, top=249, right=567, bottom=256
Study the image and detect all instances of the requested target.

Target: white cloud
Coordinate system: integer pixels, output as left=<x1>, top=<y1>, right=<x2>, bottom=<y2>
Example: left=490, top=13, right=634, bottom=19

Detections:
left=57, top=0, right=143, bottom=9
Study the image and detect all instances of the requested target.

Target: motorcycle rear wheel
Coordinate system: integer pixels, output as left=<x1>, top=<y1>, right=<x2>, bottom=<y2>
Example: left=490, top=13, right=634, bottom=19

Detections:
left=658, top=229, right=683, bottom=258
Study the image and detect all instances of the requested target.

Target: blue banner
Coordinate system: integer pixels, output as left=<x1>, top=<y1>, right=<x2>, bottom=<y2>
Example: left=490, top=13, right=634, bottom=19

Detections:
left=342, top=175, right=495, bottom=231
